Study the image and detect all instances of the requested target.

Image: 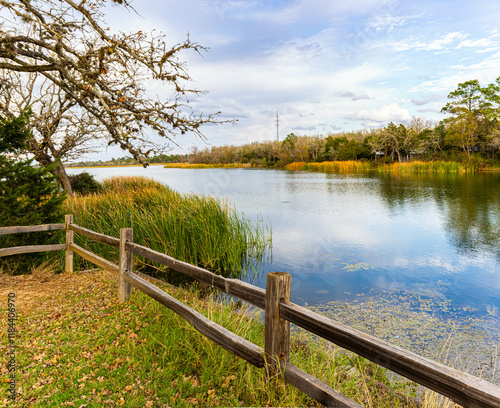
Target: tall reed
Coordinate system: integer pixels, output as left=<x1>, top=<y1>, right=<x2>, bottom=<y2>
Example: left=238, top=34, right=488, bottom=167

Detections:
left=65, top=176, right=270, bottom=280
left=377, top=161, right=466, bottom=173
left=286, top=161, right=373, bottom=173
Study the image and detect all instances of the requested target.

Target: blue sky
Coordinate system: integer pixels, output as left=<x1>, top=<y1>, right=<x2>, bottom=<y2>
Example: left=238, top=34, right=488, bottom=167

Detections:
left=98, top=0, right=500, bottom=159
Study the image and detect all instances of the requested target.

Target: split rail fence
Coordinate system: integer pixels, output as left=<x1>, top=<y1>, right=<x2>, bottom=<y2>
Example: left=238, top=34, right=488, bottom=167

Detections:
left=1, top=215, right=500, bottom=408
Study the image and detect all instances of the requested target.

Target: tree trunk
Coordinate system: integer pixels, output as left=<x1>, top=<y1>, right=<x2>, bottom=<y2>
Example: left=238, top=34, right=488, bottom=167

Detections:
left=54, top=161, right=73, bottom=196
left=33, top=149, right=73, bottom=195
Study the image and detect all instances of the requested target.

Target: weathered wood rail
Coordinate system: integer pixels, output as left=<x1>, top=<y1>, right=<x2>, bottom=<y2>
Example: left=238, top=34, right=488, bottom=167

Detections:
left=2, top=216, right=500, bottom=408
left=0, top=223, right=66, bottom=257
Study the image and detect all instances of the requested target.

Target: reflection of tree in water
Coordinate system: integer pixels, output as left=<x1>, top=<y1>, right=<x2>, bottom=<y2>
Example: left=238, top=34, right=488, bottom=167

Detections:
left=442, top=174, right=500, bottom=259
left=376, top=172, right=500, bottom=259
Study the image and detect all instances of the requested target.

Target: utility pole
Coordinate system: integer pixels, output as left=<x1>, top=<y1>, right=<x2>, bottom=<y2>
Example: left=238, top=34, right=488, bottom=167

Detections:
left=276, top=110, right=279, bottom=142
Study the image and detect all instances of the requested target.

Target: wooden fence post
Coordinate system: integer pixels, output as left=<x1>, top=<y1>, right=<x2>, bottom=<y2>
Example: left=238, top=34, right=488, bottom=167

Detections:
left=119, top=228, right=133, bottom=303
left=65, top=214, right=74, bottom=274
left=265, top=271, right=291, bottom=381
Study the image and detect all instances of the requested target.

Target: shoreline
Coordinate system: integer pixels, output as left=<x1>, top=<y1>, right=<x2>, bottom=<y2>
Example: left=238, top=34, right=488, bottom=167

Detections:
left=65, top=161, right=500, bottom=173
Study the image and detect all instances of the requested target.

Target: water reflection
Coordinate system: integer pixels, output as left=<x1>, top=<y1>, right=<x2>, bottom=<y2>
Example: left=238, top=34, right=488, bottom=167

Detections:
left=376, top=172, right=500, bottom=260
left=67, top=166, right=500, bottom=316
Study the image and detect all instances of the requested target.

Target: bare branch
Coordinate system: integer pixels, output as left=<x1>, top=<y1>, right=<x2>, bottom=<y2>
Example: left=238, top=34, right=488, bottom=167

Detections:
left=0, top=0, right=232, bottom=170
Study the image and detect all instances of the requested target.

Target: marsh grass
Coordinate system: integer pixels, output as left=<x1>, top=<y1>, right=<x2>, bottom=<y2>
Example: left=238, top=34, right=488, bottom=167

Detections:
left=65, top=176, right=270, bottom=283
left=285, top=160, right=473, bottom=174
left=286, top=161, right=373, bottom=173
left=377, top=161, right=467, bottom=173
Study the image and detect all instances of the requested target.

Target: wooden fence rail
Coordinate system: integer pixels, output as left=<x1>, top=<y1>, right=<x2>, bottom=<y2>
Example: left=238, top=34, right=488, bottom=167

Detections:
left=1, top=216, right=500, bottom=408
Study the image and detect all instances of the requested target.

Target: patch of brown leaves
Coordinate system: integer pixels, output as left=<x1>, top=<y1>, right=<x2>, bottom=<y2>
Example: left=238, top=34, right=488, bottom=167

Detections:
left=0, top=267, right=114, bottom=316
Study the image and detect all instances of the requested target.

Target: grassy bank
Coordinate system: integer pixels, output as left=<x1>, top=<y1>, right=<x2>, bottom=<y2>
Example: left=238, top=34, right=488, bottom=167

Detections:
left=1, top=267, right=454, bottom=407
left=64, top=177, right=270, bottom=280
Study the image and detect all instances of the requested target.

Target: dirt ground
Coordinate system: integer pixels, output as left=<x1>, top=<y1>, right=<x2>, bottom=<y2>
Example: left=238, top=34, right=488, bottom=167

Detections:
left=0, top=267, right=108, bottom=316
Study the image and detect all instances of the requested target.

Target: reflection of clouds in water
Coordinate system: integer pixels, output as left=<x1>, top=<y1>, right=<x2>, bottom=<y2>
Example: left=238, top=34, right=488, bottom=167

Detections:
left=393, top=256, right=455, bottom=272
left=342, top=262, right=372, bottom=272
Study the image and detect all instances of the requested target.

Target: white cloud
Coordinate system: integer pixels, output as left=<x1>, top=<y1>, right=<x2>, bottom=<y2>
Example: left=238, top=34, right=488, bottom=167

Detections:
left=412, top=51, right=500, bottom=93
left=456, top=38, right=495, bottom=49
left=427, top=32, right=468, bottom=50
left=390, top=31, right=468, bottom=52
left=350, top=102, right=412, bottom=123
left=365, top=13, right=414, bottom=32
left=338, top=90, right=371, bottom=101
left=71, top=0, right=500, bottom=159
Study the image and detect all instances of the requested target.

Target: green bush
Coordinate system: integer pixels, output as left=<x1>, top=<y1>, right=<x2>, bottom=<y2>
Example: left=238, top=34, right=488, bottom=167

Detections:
left=0, top=110, right=66, bottom=274
left=68, top=171, right=103, bottom=195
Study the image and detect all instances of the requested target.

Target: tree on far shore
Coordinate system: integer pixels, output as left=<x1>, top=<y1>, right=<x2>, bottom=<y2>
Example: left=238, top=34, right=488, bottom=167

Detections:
left=441, top=78, right=500, bottom=158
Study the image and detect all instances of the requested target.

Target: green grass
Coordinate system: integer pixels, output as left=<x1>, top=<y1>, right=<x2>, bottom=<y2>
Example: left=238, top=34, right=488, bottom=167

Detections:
left=1, top=269, right=428, bottom=407
left=64, top=176, right=270, bottom=282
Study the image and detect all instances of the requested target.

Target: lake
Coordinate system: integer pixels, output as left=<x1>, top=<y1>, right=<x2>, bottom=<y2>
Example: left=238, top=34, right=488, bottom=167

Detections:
left=67, top=165, right=500, bottom=376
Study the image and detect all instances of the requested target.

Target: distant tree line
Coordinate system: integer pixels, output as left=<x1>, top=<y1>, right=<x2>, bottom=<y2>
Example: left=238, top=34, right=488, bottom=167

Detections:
left=187, top=77, right=500, bottom=168
left=66, top=154, right=188, bottom=167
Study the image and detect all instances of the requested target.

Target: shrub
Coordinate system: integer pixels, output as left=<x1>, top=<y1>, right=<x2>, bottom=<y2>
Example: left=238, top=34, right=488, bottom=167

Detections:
left=0, top=111, right=66, bottom=274
left=68, top=171, right=103, bottom=195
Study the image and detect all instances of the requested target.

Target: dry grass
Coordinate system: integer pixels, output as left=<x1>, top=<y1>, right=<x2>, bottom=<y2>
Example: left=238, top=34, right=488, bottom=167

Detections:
left=286, top=161, right=373, bottom=173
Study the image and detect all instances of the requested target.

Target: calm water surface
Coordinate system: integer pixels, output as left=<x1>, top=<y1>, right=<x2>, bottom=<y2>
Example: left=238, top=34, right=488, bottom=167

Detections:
left=67, top=166, right=500, bottom=321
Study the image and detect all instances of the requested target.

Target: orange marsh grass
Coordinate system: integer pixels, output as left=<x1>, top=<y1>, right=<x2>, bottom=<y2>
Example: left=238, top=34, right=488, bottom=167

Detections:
left=286, top=161, right=373, bottom=173
left=377, top=161, right=466, bottom=173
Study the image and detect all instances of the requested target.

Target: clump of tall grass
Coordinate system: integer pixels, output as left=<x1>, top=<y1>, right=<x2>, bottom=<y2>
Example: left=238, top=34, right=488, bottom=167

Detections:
left=286, top=161, right=373, bottom=173
left=163, top=163, right=253, bottom=169
left=65, top=176, right=270, bottom=280
left=377, top=161, right=466, bottom=173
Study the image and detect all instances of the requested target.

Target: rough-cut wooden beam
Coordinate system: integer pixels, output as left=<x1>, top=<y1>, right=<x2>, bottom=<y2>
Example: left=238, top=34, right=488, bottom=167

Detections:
left=0, top=224, right=65, bottom=235
left=127, top=242, right=267, bottom=309
left=0, top=244, right=66, bottom=257
left=281, top=362, right=363, bottom=408
left=118, top=228, right=133, bottom=303
left=65, top=214, right=74, bottom=274
left=279, top=301, right=500, bottom=408
left=69, top=224, right=120, bottom=247
left=265, top=272, right=291, bottom=380
left=225, top=279, right=266, bottom=310
left=123, top=271, right=266, bottom=368
left=69, top=243, right=119, bottom=274
left=127, top=242, right=226, bottom=289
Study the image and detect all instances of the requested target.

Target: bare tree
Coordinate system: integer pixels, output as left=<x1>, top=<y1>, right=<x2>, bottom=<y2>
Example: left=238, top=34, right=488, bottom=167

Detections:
left=0, top=0, right=229, bottom=192
left=0, top=71, right=104, bottom=192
